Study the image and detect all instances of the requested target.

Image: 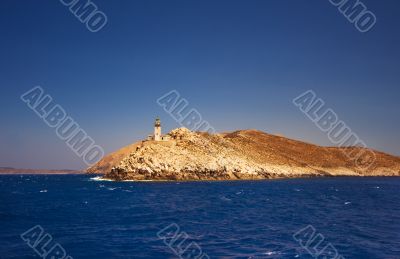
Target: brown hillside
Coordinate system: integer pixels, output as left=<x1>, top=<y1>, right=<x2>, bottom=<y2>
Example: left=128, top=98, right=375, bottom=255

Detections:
left=87, top=128, right=400, bottom=181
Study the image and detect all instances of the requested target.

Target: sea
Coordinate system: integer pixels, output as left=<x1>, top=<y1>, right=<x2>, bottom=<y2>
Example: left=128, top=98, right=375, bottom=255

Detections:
left=0, top=175, right=399, bottom=259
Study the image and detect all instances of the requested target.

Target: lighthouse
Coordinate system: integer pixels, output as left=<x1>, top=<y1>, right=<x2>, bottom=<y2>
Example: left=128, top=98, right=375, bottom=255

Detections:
left=154, top=117, right=162, bottom=141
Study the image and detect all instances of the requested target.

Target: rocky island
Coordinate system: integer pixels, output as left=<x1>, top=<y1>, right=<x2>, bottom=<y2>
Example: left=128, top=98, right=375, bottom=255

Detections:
left=87, top=119, right=400, bottom=181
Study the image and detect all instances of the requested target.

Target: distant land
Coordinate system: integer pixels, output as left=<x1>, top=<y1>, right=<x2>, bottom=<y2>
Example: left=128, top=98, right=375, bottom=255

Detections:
left=0, top=167, right=83, bottom=175
left=87, top=127, right=400, bottom=181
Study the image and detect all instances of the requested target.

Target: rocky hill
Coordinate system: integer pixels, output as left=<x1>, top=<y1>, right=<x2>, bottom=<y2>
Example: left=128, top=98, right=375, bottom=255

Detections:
left=87, top=128, right=400, bottom=181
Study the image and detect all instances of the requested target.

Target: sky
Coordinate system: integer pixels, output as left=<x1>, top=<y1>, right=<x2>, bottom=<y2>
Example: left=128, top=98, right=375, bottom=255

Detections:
left=0, top=0, right=399, bottom=170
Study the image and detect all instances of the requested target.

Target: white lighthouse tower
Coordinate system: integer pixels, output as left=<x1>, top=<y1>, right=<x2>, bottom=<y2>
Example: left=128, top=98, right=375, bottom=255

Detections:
left=154, top=117, right=162, bottom=141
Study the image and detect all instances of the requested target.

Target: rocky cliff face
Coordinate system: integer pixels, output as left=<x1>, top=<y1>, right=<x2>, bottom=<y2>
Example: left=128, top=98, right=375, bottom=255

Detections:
left=88, top=128, right=400, bottom=181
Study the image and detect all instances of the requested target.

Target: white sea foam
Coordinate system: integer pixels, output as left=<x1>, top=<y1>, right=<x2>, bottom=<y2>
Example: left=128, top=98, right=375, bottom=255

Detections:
left=264, top=251, right=279, bottom=256
left=89, top=176, right=113, bottom=182
left=220, top=196, right=232, bottom=201
left=90, top=176, right=158, bottom=182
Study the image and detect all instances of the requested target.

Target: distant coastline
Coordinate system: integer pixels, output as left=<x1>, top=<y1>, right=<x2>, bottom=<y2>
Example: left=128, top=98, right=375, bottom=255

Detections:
left=0, top=167, right=83, bottom=175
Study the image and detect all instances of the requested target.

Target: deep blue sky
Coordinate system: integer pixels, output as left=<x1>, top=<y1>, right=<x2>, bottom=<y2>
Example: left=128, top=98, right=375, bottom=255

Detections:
left=1, top=0, right=399, bottom=170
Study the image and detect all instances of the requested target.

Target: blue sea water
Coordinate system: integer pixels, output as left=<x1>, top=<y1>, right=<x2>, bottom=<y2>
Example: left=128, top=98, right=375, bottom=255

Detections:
left=0, top=175, right=399, bottom=259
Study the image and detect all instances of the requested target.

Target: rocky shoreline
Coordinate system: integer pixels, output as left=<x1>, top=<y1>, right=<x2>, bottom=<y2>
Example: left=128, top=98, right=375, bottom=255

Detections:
left=88, top=128, right=400, bottom=181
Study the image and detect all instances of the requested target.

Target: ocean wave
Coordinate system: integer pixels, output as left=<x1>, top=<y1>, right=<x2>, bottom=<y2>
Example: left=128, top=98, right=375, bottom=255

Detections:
left=89, top=176, right=158, bottom=182
left=89, top=176, right=114, bottom=182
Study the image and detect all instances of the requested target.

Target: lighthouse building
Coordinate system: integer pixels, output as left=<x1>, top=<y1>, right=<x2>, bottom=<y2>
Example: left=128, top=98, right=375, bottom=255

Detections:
left=147, top=118, right=170, bottom=141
